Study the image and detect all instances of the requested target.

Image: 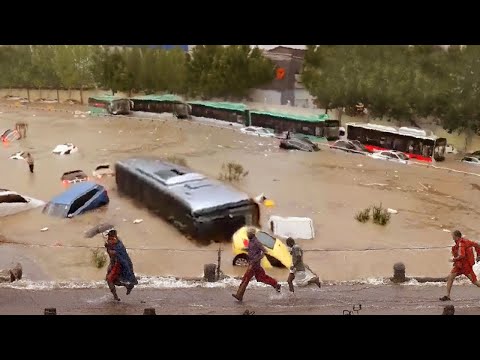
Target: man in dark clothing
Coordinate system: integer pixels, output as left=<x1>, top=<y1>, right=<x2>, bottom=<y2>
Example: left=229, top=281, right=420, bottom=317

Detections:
left=25, top=152, right=34, bottom=173
left=105, top=229, right=138, bottom=301
left=286, top=237, right=321, bottom=293
left=232, top=228, right=281, bottom=302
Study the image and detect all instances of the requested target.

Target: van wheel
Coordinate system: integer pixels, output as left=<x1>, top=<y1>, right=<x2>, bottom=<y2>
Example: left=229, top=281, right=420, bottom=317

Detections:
left=233, top=254, right=249, bottom=267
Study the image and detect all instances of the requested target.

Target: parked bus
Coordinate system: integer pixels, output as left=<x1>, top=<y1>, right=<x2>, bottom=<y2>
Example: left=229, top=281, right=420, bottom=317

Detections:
left=115, top=158, right=260, bottom=244
left=346, top=123, right=447, bottom=162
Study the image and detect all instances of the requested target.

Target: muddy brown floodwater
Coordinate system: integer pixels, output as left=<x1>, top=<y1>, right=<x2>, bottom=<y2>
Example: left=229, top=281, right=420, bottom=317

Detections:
left=1, top=103, right=480, bottom=283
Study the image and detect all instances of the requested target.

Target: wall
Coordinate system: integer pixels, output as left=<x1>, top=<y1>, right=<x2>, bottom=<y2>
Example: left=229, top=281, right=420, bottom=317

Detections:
left=248, top=89, right=282, bottom=105
left=0, top=88, right=133, bottom=104
left=294, top=88, right=315, bottom=108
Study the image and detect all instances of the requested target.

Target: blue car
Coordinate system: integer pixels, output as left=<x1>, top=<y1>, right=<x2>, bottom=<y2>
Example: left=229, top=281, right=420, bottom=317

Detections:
left=42, top=181, right=109, bottom=218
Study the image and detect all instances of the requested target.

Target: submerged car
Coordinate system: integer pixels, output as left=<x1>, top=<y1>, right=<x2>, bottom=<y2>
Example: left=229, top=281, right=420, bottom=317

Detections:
left=92, top=164, right=115, bottom=179
left=1, top=129, right=20, bottom=143
left=461, top=156, right=480, bottom=165
left=232, top=226, right=292, bottom=269
left=9, top=151, right=26, bottom=160
left=279, top=138, right=319, bottom=152
left=369, top=150, right=409, bottom=164
left=42, top=181, right=109, bottom=218
left=52, top=143, right=78, bottom=155
left=330, top=140, right=371, bottom=155
left=240, top=126, right=276, bottom=138
left=0, top=189, right=45, bottom=217
left=61, top=170, right=89, bottom=186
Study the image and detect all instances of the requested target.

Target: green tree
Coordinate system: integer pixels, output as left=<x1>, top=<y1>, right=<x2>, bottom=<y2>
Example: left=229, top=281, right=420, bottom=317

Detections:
left=187, top=45, right=274, bottom=99
left=124, top=47, right=142, bottom=96
left=435, top=46, right=480, bottom=150
left=54, top=45, right=77, bottom=98
left=91, top=47, right=129, bottom=95
left=139, top=48, right=159, bottom=94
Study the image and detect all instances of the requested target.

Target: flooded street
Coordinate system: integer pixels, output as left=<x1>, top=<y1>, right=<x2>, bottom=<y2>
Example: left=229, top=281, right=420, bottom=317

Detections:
left=2, top=103, right=480, bottom=283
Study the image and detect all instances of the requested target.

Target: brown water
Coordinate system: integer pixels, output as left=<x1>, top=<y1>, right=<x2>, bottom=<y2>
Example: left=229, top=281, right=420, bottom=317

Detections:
left=1, top=103, right=480, bottom=283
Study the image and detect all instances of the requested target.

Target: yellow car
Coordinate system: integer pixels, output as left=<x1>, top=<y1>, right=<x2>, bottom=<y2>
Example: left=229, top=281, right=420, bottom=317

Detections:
left=232, top=226, right=292, bottom=269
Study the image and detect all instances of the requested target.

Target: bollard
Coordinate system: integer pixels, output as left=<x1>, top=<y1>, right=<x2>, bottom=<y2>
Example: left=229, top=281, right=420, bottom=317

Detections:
left=44, top=308, right=57, bottom=315
left=391, top=262, right=407, bottom=283
left=442, top=305, right=455, bottom=315
left=203, top=263, right=217, bottom=282
left=143, top=308, right=156, bottom=315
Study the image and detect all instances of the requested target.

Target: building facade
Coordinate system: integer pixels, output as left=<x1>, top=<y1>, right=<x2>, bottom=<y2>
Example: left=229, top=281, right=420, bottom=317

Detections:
left=249, top=46, right=315, bottom=108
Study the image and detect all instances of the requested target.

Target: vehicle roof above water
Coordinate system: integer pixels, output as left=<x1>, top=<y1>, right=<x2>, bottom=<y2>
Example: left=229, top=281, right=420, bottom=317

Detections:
left=116, top=157, right=254, bottom=214
left=50, top=181, right=104, bottom=205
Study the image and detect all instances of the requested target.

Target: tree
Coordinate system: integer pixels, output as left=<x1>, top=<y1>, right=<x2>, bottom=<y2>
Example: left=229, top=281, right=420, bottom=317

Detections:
left=91, top=47, right=129, bottom=95
left=54, top=45, right=77, bottom=98
left=186, top=45, right=224, bottom=98
left=30, top=45, right=60, bottom=96
left=124, top=47, right=142, bottom=96
left=187, top=45, right=274, bottom=99
left=139, top=47, right=159, bottom=94
left=435, top=46, right=480, bottom=150
left=72, top=45, right=95, bottom=103
left=10, top=46, right=34, bottom=99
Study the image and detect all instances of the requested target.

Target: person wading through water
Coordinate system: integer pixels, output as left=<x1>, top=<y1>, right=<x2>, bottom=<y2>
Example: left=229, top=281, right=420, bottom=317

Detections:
left=286, top=237, right=321, bottom=293
left=25, top=152, right=34, bottom=173
left=232, top=228, right=281, bottom=302
left=440, top=230, right=480, bottom=302
left=105, top=229, right=138, bottom=301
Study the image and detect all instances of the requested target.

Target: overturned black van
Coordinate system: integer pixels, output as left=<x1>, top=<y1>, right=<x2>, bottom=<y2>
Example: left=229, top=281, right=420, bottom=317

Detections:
left=115, top=158, right=260, bottom=244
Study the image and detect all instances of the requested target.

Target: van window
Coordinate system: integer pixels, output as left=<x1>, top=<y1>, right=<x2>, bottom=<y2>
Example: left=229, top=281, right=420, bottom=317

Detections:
left=68, top=189, right=99, bottom=215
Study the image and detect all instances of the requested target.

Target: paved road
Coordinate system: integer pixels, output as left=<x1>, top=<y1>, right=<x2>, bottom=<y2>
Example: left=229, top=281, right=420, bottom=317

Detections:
left=1, top=283, right=480, bottom=315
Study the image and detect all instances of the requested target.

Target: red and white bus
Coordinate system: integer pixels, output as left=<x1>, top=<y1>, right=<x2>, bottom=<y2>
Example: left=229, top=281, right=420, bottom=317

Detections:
left=346, top=123, right=447, bottom=162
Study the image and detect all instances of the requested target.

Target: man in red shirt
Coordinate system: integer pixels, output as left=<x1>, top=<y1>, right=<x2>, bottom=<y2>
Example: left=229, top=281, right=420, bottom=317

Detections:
left=440, top=230, right=480, bottom=301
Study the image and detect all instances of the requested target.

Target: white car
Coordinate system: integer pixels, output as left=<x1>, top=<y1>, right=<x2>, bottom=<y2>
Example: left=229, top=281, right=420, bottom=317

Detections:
left=461, top=156, right=480, bottom=165
left=92, top=164, right=115, bottom=178
left=446, top=144, right=458, bottom=154
left=0, top=189, right=45, bottom=217
left=240, top=126, right=276, bottom=138
left=52, top=143, right=78, bottom=155
left=369, top=150, right=410, bottom=164
left=9, top=151, right=26, bottom=160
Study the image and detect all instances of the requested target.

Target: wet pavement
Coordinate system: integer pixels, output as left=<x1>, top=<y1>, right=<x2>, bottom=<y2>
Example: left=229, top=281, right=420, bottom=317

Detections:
left=1, top=282, right=480, bottom=315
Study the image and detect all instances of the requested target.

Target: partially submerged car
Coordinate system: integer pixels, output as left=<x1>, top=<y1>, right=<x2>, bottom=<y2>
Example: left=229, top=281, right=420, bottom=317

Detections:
left=446, top=144, right=458, bottom=154
left=461, top=156, right=480, bottom=166
left=0, top=189, right=45, bottom=217
left=369, top=150, right=409, bottom=164
left=240, top=126, right=276, bottom=138
left=1, top=129, right=20, bottom=143
left=42, top=181, right=109, bottom=218
left=61, top=170, right=88, bottom=186
left=9, top=151, right=26, bottom=160
left=330, top=140, right=371, bottom=155
left=280, top=137, right=319, bottom=152
left=232, top=226, right=292, bottom=269
left=52, top=143, right=78, bottom=155
left=92, top=164, right=115, bottom=179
